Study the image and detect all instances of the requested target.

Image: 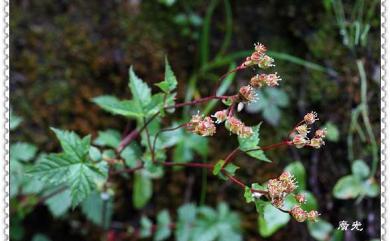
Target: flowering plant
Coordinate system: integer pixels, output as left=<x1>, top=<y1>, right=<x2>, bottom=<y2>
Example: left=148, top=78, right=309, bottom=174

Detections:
left=24, top=43, right=329, bottom=239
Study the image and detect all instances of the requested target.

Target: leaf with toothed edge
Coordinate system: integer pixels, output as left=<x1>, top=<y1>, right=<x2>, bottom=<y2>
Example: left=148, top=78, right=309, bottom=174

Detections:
left=238, top=124, right=270, bottom=162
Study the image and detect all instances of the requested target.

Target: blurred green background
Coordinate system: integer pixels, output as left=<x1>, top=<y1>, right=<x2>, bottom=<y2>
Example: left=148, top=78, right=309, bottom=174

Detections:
left=10, top=0, right=380, bottom=240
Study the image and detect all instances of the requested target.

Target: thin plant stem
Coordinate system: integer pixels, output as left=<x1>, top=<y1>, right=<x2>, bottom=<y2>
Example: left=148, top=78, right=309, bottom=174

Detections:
left=357, top=59, right=379, bottom=176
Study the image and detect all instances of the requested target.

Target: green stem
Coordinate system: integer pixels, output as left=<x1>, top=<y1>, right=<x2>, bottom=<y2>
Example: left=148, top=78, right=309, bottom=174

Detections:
left=356, top=59, right=378, bottom=176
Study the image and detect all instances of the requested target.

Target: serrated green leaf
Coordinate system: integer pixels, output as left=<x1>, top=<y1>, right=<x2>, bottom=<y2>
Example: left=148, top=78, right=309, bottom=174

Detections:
left=352, top=160, right=370, bottom=180
left=120, top=143, right=142, bottom=168
left=92, top=95, right=144, bottom=118
left=155, top=210, right=172, bottom=241
left=45, top=188, right=72, bottom=217
left=10, top=142, right=37, bottom=162
left=192, top=203, right=242, bottom=241
left=224, top=163, right=239, bottom=176
left=81, top=192, right=113, bottom=228
left=29, top=151, right=107, bottom=207
left=155, top=57, right=178, bottom=93
left=258, top=203, right=290, bottom=237
left=212, top=160, right=224, bottom=175
left=333, top=175, right=362, bottom=199
left=89, top=146, right=101, bottom=161
left=175, top=204, right=197, bottom=241
left=68, top=163, right=106, bottom=207
left=133, top=172, right=153, bottom=209
left=28, top=153, right=78, bottom=185
left=247, top=88, right=288, bottom=126
left=284, top=161, right=306, bottom=191
left=129, top=66, right=152, bottom=110
left=140, top=216, right=153, bottom=238
left=50, top=128, right=90, bottom=162
left=244, top=186, right=254, bottom=203
left=94, top=129, right=121, bottom=148
left=238, top=124, right=270, bottom=162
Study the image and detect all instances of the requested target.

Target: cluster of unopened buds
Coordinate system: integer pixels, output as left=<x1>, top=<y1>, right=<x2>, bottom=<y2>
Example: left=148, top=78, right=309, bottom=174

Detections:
left=187, top=43, right=283, bottom=138
left=291, top=111, right=327, bottom=149
left=186, top=113, right=216, bottom=137
left=243, top=43, right=275, bottom=69
left=266, top=171, right=298, bottom=208
left=253, top=171, right=320, bottom=222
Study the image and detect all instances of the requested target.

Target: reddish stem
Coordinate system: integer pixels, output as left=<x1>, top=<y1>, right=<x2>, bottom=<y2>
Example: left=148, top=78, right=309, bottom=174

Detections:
left=165, top=95, right=231, bottom=109
left=222, top=147, right=240, bottom=168
left=117, top=112, right=160, bottom=153
left=110, top=164, right=144, bottom=175
left=245, top=140, right=292, bottom=153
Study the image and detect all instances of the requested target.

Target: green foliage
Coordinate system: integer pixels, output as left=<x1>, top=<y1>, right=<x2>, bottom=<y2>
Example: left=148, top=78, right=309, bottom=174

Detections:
left=352, top=159, right=370, bottom=179
left=246, top=88, right=289, bottom=126
left=307, top=219, right=334, bottom=241
left=11, top=142, right=37, bottom=162
left=155, top=57, right=178, bottom=94
left=333, top=159, right=379, bottom=199
left=29, top=129, right=108, bottom=207
left=258, top=203, right=290, bottom=237
left=175, top=204, right=197, bottom=241
left=93, top=66, right=174, bottom=119
left=44, top=188, right=72, bottom=217
left=172, top=127, right=209, bottom=164
left=10, top=140, right=42, bottom=198
left=141, top=203, right=241, bottom=241
left=81, top=192, right=113, bottom=228
left=155, top=210, right=172, bottom=241
left=212, top=160, right=239, bottom=180
left=92, top=96, right=144, bottom=118
left=238, top=124, right=270, bottom=162
left=133, top=172, right=153, bottom=209
left=189, top=203, right=242, bottom=241
left=140, top=216, right=153, bottom=238
left=10, top=111, right=23, bottom=131
left=324, top=122, right=340, bottom=142
left=31, top=234, right=52, bottom=241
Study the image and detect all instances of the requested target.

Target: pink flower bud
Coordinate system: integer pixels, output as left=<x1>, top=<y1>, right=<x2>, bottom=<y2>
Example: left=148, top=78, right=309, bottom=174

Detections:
left=225, top=116, right=245, bottom=135
left=304, top=111, right=319, bottom=124
left=307, top=210, right=320, bottom=222
left=295, top=194, right=306, bottom=204
left=250, top=74, right=267, bottom=88
left=250, top=51, right=262, bottom=61
left=296, top=124, right=310, bottom=136
left=292, top=134, right=309, bottom=148
left=239, top=126, right=253, bottom=138
left=258, top=55, right=275, bottom=69
left=271, top=197, right=284, bottom=208
left=254, top=42, right=267, bottom=54
left=239, top=85, right=257, bottom=103
left=267, top=179, right=285, bottom=199
left=212, top=110, right=228, bottom=124
left=309, top=137, right=325, bottom=149
left=278, top=171, right=292, bottom=181
left=290, top=206, right=307, bottom=222
left=315, top=129, right=327, bottom=138
left=188, top=114, right=216, bottom=137
left=264, top=72, right=281, bottom=87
